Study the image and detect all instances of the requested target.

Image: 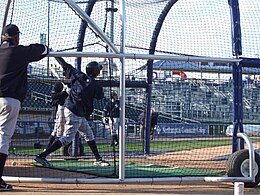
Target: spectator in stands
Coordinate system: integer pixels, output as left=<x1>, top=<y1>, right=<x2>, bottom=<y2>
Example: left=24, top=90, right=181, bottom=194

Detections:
left=138, top=111, right=145, bottom=139
left=138, top=108, right=158, bottom=140
left=150, top=109, right=159, bottom=140
left=103, top=91, right=120, bottom=146
left=35, top=56, right=110, bottom=167
left=228, top=77, right=232, bottom=88
left=0, top=24, right=49, bottom=191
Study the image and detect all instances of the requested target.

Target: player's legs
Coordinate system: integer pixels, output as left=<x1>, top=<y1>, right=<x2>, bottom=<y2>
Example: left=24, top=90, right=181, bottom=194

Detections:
left=45, top=105, right=65, bottom=150
left=35, top=107, right=82, bottom=166
left=111, top=118, right=119, bottom=146
left=140, top=124, right=145, bottom=139
left=150, top=126, right=155, bottom=140
left=112, top=118, right=119, bottom=134
left=55, top=105, right=65, bottom=137
left=59, top=107, right=82, bottom=145
left=0, top=97, right=20, bottom=191
left=78, top=119, right=110, bottom=166
left=79, top=119, right=99, bottom=159
left=78, top=118, right=94, bottom=141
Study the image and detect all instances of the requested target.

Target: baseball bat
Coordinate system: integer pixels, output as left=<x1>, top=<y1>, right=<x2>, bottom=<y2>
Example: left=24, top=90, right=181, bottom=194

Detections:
left=2, top=0, right=12, bottom=36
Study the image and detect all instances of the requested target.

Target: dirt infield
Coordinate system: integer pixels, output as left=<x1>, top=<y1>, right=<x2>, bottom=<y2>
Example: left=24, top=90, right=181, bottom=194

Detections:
left=7, top=181, right=260, bottom=195
left=4, top=143, right=260, bottom=194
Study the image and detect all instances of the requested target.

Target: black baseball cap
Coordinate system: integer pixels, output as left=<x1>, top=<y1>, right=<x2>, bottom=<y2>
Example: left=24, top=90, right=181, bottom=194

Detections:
left=2, top=24, right=20, bottom=37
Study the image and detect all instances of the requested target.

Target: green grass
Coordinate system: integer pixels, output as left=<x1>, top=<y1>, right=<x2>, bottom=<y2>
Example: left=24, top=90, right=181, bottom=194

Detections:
left=11, top=138, right=260, bottom=155
left=10, top=139, right=234, bottom=155
left=125, top=139, right=233, bottom=152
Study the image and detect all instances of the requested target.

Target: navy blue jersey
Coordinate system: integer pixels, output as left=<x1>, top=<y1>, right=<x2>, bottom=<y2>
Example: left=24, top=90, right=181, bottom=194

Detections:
left=0, top=42, right=48, bottom=102
left=55, top=57, right=104, bottom=117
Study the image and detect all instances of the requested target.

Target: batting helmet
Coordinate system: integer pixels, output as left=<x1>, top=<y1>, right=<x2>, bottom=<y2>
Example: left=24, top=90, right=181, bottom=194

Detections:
left=86, top=61, right=103, bottom=78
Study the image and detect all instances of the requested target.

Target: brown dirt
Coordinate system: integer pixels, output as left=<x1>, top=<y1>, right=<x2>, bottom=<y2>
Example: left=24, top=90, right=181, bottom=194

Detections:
left=7, top=181, right=260, bottom=195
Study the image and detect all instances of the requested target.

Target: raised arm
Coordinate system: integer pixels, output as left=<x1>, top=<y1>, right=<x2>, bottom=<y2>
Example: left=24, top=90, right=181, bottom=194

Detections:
left=55, top=57, right=86, bottom=81
left=54, top=57, right=73, bottom=70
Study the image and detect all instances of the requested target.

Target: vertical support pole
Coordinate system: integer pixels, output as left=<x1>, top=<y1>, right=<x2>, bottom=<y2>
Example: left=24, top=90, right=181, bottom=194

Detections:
left=232, top=62, right=244, bottom=153
left=229, top=0, right=243, bottom=152
left=119, top=0, right=126, bottom=181
left=145, top=61, right=153, bottom=155
left=108, top=0, right=115, bottom=75
left=47, top=0, right=50, bottom=78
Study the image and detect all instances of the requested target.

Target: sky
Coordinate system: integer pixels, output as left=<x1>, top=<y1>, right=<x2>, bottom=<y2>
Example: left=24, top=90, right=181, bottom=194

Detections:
left=1, top=0, right=260, bottom=79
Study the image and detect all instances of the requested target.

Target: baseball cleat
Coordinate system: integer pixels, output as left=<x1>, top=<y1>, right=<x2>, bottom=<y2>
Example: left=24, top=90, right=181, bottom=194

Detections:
left=34, top=155, right=52, bottom=167
left=0, top=179, right=13, bottom=191
left=93, top=158, right=111, bottom=167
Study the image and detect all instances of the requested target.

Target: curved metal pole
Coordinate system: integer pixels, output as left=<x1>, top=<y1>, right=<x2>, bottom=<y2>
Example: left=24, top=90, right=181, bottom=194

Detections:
left=64, top=0, right=119, bottom=54
left=228, top=0, right=242, bottom=56
left=237, top=133, right=255, bottom=182
left=75, top=0, right=96, bottom=69
left=145, top=0, right=179, bottom=154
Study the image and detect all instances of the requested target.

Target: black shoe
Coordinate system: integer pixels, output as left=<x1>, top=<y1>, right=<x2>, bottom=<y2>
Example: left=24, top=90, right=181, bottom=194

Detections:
left=0, top=180, right=13, bottom=191
left=34, top=155, right=52, bottom=167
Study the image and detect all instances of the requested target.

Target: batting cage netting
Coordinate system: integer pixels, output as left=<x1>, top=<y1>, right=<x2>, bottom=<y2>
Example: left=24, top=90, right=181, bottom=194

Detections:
left=1, top=0, right=260, bottom=187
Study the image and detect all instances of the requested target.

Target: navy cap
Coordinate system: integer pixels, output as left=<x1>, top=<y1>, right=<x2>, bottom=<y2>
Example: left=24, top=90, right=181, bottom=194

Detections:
left=111, top=91, right=117, bottom=97
left=2, top=24, right=20, bottom=37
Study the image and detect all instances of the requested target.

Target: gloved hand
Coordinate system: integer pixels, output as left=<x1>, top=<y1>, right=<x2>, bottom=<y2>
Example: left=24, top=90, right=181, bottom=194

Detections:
left=103, top=117, right=109, bottom=124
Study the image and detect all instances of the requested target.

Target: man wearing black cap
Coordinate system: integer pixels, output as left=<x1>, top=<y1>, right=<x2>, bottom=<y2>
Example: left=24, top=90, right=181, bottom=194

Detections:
left=0, top=24, right=49, bottom=191
left=35, top=57, right=110, bottom=167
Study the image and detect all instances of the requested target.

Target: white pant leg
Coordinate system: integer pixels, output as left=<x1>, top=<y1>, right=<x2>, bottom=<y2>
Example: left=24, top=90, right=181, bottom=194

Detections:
left=109, top=117, right=119, bottom=135
left=51, top=105, right=65, bottom=137
left=0, top=98, right=20, bottom=155
left=78, top=118, right=95, bottom=142
left=59, top=107, right=82, bottom=146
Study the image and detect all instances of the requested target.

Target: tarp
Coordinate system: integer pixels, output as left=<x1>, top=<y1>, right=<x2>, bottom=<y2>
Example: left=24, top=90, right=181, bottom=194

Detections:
left=153, top=60, right=260, bottom=74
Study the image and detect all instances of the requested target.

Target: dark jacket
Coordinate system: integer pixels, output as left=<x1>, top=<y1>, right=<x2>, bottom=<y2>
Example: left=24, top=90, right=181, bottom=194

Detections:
left=0, top=42, right=48, bottom=102
left=55, top=57, right=104, bottom=117
left=51, top=82, right=68, bottom=107
left=104, top=100, right=120, bottom=118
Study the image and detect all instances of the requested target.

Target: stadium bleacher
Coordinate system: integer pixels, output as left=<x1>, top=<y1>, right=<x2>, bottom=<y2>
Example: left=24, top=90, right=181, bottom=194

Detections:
left=21, top=77, right=260, bottom=124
